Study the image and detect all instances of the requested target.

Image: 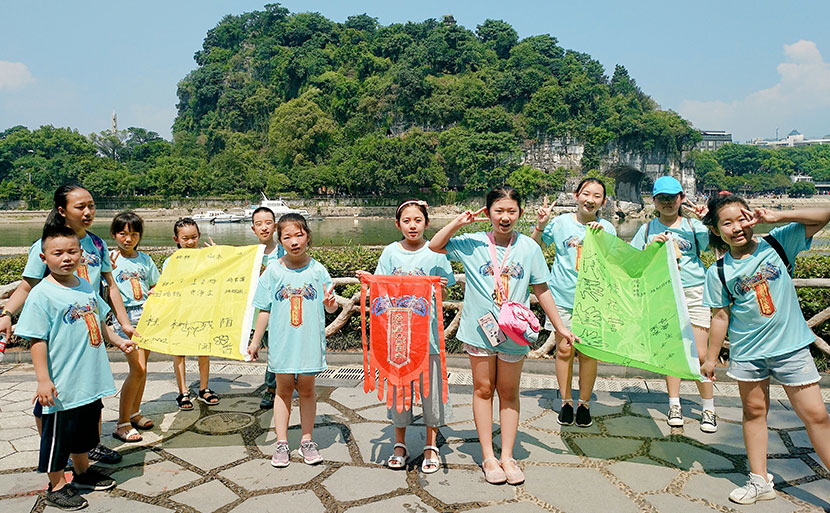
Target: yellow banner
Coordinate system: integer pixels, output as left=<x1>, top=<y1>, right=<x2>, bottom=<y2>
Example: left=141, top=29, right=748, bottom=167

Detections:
left=136, top=245, right=265, bottom=360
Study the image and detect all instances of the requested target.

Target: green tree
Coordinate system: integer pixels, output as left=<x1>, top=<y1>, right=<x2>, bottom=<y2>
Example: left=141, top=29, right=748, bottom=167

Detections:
left=268, top=94, right=339, bottom=166
left=789, top=181, right=816, bottom=197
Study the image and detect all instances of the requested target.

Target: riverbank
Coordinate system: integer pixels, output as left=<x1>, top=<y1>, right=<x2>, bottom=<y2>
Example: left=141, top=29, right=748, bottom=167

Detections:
left=1, top=195, right=827, bottom=224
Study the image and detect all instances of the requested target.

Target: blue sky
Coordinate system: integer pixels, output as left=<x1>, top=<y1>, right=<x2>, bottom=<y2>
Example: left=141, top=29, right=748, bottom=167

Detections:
left=1, top=1, right=829, bottom=142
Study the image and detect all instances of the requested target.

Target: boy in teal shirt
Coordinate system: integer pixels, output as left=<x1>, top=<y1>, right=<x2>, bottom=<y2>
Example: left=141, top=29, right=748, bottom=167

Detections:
left=15, top=226, right=135, bottom=510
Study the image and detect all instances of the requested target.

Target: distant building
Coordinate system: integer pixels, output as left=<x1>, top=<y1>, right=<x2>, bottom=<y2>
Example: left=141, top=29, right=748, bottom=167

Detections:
left=749, top=130, right=830, bottom=148
left=696, top=130, right=732, bottom=151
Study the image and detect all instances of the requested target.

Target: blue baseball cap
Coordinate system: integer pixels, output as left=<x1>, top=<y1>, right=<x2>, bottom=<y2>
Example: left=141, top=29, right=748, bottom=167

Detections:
left=652, top=176, right=683, bottom=197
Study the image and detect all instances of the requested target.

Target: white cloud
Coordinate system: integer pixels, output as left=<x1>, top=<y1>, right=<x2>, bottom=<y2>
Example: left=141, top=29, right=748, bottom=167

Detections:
left=0, top=61, right=35, bottom=90
left=679, top=40, right=830, bottom=141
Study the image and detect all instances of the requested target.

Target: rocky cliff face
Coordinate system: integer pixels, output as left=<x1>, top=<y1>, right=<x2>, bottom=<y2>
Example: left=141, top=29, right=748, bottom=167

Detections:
left=521, top=137, right=696, bottom=204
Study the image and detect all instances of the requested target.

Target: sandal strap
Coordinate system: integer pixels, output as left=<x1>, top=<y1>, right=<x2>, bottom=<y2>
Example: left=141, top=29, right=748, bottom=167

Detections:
left=129, top=412, right=142, bottom=419
left=423, top=445, right=439, bottom=453
left=116, top=422, right=133, bottom=429
left=393, top=443, right=408, bottom=456
left=482, top=456, right=500, bottom=466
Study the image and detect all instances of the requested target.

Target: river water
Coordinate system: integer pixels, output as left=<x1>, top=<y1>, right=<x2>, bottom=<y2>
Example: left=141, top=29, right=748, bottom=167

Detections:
left=0, top=215, right=647, bottom=249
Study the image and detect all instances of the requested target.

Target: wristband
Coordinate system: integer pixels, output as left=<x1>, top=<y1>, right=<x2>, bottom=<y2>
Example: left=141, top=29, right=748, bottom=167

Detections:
left=533, top=226, right=543, bottom=232
left=0, top=308, right=11, bottom=318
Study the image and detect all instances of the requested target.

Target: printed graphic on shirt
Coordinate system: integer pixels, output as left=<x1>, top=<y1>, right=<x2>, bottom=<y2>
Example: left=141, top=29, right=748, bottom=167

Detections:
left=735, top=262, right=782, bottom=317
left=275, top=283, right=318, bottom=328
left=63, top=298, right=103, bottom=347
left=564, top=235, right=583, bottom=270
left=478, top=262, right=524, bottom=304
left=116, top=268, right=148, bottom=300
left=371, top=295, right=429, bottom=368
left=77, top=249, right=102, bottom=283
left=675, top=237, right=692, bottom=251
left=390, top=266, right=426, bottom=276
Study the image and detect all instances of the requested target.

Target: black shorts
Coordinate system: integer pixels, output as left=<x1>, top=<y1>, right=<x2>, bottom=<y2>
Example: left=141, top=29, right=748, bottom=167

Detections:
left=39, top=400, right=102, bottom=473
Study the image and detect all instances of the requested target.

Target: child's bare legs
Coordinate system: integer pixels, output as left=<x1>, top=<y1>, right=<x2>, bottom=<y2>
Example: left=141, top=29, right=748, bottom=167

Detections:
left=296, top=374, right=316, bottom=441
left=116, top=349, right=148, bottom=438
left=393, top=427, right=407, bottom=459
left=47, top=453, right=90, bottom=491
left=555, top=334, right=575, bottom=402
left=556, top=336, right=596, bottom=405
left=198, top=356, right=210, bottom=390
left=131, top=349, right=151, bottom=416
left=576, top=352, right=597, bottom=405
left=173, top=355, right=188, bottom=394
left=273, top=374, right=295, bottom=441
left=785, top=383, right=830, bottom=469
left=496, top=358, right=524, bottom=472
left=666, top=326, right=714, bottom=406
left=738, top=380, right=771, bottom=476
left=425, top=426, right=438, bottom=461
left=469, top=354, right=498, bottom=471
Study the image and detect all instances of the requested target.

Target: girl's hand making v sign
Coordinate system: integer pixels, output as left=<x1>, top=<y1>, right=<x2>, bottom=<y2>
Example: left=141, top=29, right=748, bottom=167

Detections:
left=456, top=206, right=490, bottom=226
left=535, top=196, right=556, bottom=227
left=740, top=207, right=779, bottom=227
left=323, top=284, right=337, bottom=312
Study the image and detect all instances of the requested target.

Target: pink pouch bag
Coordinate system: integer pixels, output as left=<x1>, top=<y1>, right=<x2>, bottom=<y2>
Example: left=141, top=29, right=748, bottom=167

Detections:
left=486, top=233, right=541, bottom=346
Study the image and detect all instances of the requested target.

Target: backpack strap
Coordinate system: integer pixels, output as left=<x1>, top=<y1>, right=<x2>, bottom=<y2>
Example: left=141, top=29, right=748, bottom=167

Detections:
left=88, top=232, right=106, bottom=263
left=716, top=256, right=734, bottom=305
left=763, top=234, right=793, bottom=277
left=644, top=218, right=651, bottom=242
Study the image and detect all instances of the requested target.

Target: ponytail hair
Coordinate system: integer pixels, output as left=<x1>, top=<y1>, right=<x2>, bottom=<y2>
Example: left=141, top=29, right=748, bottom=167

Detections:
left=44, top=184, right=89, bottom=231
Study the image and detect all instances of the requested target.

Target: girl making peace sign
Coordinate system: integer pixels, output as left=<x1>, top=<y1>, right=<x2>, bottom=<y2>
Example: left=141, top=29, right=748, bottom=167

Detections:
left=430, top=187, right=576, bottom=486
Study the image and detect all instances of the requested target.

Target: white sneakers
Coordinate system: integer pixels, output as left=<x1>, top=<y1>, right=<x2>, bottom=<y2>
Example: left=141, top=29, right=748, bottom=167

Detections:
left=729, top=472, right=776, bottom=504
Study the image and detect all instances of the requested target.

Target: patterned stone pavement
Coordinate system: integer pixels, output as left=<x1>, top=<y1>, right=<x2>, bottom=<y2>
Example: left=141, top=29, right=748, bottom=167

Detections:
left=0, top=360, right=828, bottom=513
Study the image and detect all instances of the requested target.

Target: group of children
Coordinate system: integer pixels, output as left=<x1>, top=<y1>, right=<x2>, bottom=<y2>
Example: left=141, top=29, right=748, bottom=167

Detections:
left=1, top=178, right=828, bottom=509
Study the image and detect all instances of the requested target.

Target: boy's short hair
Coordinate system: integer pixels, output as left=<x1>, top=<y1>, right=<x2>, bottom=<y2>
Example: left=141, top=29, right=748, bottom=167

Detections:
left=251, top=206, right=275, bottom=222
left=41, top=225, right=80, bottom=250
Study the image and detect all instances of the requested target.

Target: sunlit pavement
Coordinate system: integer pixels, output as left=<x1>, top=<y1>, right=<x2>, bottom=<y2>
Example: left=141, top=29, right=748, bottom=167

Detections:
left=1, top=360, right=828, bottom=513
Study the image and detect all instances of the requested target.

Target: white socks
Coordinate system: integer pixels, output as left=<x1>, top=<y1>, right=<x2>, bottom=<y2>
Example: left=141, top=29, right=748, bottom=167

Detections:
left=702, top=397, right=715, bottom=413
left=668, top=397, right=715, bottom=413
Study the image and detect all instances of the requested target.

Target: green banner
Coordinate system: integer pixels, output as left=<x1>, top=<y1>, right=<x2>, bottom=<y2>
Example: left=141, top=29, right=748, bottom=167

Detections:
left=572, top=229, right=702, bottom=380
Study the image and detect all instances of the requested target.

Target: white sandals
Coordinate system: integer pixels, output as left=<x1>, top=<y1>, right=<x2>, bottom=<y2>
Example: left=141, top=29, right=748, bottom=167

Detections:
left=387, top=443, right=408, bottom=469
left=112, top=422, right=142, bottom=443
left=421, top=445, right=441, bottom=474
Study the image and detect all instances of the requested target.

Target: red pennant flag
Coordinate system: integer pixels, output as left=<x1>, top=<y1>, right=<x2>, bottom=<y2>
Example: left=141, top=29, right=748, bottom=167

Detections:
left=360, top=274, right=448, bottom=413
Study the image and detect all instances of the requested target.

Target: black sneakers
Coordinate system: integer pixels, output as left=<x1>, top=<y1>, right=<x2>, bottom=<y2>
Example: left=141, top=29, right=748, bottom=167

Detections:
left=87, top=444, right=121, bottom=464
left=71, top=468, right=116, bottom=491
left=45, top=484, right=88, bottom=510
left=557, top=402, right=574, bottom=425
left=575, top=404, right=592, bottom=427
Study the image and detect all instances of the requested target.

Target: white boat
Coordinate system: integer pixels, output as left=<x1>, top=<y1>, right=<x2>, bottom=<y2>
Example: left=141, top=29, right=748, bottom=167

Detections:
left=192, top=210, right=244, bottom=223
left=192, top=210, right=224, bottom=222
left=243, top=194, right=311, bottom=219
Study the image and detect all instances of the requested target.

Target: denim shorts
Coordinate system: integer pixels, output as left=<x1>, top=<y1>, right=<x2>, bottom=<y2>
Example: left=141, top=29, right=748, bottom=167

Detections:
left=112, top=305, right=144, bottom=339
left=463, top=343, right=525, bottom=363
left=727, top=346, right=820, bottom=386
left=543, top=304, right=572, bottom=333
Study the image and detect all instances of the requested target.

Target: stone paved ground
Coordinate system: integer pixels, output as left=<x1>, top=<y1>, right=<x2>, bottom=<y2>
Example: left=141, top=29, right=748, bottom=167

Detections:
left=0, top=360, right=828, bottom=513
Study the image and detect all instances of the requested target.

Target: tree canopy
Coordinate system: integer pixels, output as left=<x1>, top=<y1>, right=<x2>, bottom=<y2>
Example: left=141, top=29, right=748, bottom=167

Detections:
left=2, top=5, right=706, bottom=203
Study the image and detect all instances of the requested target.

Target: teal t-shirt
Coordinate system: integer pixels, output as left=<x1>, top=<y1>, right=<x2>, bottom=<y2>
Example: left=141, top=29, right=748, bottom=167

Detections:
left=110, top=251, right=160, bottom=308
left=445, top=232, right=550, bottom=355
left=252, top=244, right=286, bottom=329
left=541, top=214, right=617, bottom=309
left=374, top=241, right=457, bottom=354
left=261, top=245, right=285, bottom=272
left=253, top=258, right=333, bottom=373
left=702, top=222, right=814, bottom=361
left=631, top=217, right=709, bottom=288
left=14, top=279, right=115, bottom=414
left=23, top=233, right=112, bottom=288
